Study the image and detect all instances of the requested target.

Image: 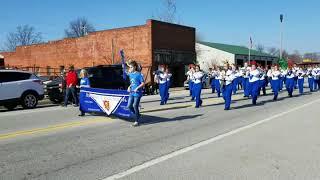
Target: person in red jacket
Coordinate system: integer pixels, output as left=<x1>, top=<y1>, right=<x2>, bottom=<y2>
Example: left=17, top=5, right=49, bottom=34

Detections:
left=63, top=65, right=79, bottom=107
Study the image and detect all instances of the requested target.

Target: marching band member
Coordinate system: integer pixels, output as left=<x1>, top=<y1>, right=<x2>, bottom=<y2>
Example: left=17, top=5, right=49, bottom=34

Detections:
left=284, top=63, right=295, bottom=97
left=313, top=65, right=320, bottom=91
left=186, top=65, right=195, bottom=100
left=221, top=63, right=235, bottom=110
left=164, top=67, right=172, bottom=104
left=208, top=67, right=216, bottom=93
left=268, top=65, right=281, bottom=100
left=307, top=66, right=314, bottom=92
left=279, top=68, right=286, bottom=91
left=127, top=61, right=145, bottom=127
left=258, top=65, right=267, bottom=96
left=193, top=65, right=204, bottom=108
left=154, top=65, right=168, bottom=105
left=296, top=67, right=305, bottom=95
left=78, top=69, right=90, bottom=116
left=214, top=67, right=222, bottom=97
left=293, top=63, right=299, bottom=89
left=241, top=63, right=251, bottom=97
left=231, top=64, right=239, bottom=95
left=249, top=61, right=260, bottom=105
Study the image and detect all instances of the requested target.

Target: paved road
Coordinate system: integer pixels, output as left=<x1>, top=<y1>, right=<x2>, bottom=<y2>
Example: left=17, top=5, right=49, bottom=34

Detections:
left=0, top=86, right=319, bottom=180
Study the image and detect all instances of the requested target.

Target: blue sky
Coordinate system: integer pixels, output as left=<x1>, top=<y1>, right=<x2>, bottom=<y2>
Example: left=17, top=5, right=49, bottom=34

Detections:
left=0, top=0, right=319, bottom=53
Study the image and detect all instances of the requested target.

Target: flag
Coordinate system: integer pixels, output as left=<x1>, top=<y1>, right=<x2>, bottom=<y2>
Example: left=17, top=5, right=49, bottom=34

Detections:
left=120, top=49, right=127, bottom=80
left=249, top=37, right=253, bottom=49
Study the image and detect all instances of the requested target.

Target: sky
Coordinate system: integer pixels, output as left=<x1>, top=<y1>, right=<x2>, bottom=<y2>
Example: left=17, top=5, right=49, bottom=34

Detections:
left=0, top=0, right=319, bottom=54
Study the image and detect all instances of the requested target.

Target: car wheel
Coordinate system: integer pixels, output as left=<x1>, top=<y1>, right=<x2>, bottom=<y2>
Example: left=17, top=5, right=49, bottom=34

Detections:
left=4, top=103, right=17, bottom=110
left=21, top=93, right=38, bottom=109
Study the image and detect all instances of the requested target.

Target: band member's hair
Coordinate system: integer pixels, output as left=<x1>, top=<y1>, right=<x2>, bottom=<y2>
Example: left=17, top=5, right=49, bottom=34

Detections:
left=80, top=69, right=88, bottom=78
left=129, top=60, right=138, bottom=71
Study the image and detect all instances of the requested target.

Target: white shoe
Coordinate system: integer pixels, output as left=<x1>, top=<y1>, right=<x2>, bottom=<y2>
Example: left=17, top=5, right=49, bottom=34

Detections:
left=132, top=121, right=139, bottom=127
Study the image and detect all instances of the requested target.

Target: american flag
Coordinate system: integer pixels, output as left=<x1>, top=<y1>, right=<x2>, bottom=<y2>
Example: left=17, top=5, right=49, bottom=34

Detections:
left=249, top=37, right=253, bottom=49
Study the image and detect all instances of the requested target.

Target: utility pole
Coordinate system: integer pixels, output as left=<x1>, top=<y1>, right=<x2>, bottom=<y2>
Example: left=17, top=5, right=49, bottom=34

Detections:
left=280, top=14, right=284, bottom=59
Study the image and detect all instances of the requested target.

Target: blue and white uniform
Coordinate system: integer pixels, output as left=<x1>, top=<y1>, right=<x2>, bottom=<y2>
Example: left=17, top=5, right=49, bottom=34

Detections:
left=187, top=70, right=195, bottom=99
left=214, top=70, right=222, bottom=97
left=165, top=73, right=172, bottom=103
left=79, top=77, right=90, bottom=114
left=241, top=67, right=251, bottom=97
left=192, top=71, right=204, bottom=108
left=307, top=68, right=314, bottom=92
left=312, top=67, right=320, bottom=91
left=209, top=69, right=217, bottom=93
left=222, top=69, right=235, bottom=110
left=249, top=69, right=260, bottom=105
left=268, top=69, right=281, bottom=100
left=284, top=69, right=295, bottom=97
left=296, top=69, right=305, bottom=94
left=232, top=70, right=240, bottom=95
left=280, top=69, right=286, bottom=90
left=155, top=71, right=168, bottom=105
left=258, top=69, right=267, bottom=96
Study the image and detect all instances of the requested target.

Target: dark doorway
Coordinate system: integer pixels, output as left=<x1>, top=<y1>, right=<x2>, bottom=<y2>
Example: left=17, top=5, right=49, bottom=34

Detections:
left=168, top=65, right=185, bottom=87
left=0, top=58, right=4, bottom=69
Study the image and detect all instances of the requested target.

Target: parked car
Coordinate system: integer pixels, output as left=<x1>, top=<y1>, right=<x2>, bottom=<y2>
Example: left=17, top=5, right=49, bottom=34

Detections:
left=184, top=72, right=210, bottom=89
left=0, top=70, right=45, bottom=110
left=45, top=65, right=130, bottom=104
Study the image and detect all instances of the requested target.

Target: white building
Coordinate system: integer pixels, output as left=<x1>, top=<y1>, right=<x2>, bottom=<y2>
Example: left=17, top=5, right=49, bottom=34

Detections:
left=196, top=42, right=277, bottom=72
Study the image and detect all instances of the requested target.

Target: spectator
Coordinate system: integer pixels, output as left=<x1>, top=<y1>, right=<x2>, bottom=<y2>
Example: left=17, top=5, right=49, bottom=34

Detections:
left=63, top=65, right=78, bottom=107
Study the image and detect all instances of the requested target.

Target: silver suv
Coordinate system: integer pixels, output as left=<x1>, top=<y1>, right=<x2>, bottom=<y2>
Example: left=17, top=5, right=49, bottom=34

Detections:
left=0, top=70, right=45, bottom=110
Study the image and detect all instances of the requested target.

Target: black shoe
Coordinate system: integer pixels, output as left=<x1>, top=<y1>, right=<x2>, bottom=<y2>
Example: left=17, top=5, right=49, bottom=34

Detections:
left=78, top=113, right=85, bottom=116
left=224, top=108, right=230, bottom=110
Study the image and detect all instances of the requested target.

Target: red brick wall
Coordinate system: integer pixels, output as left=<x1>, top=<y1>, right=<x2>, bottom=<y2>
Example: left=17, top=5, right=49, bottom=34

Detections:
left=3, top=22, right=152, bottom=73
left=2, top=20, right=195, bottom=85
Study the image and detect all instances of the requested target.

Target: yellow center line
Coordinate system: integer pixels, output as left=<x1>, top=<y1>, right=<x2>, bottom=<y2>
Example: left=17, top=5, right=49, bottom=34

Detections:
left=0, top=117, right=114, bottom=140
left=0, top=89, right=273, bottom=140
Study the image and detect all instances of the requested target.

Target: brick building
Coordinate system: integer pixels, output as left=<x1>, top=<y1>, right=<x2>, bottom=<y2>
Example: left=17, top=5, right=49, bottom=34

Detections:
left=2, top=20, right=196, bottom=87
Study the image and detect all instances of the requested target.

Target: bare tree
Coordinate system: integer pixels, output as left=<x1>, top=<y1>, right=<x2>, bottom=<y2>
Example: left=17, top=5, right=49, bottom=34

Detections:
left=267, top=47, right=278, bottom=56
left=156, top=0, right=178, bottom=23
left=255, top=44, right=265, bottom=53
left=65, top=17, right=95, bottom=38
left=4, top=25, right=43, bottom=51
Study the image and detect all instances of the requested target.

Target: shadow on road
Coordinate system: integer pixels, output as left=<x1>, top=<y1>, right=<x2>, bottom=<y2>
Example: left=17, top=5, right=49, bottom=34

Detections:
left=0, top=104, right=59, bottom=113
left=139, top=114, right=203, bottom=126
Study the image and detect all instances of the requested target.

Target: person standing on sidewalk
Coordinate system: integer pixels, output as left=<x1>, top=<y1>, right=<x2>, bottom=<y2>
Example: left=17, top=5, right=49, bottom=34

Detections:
left=127, top=61, right=145, bottom=127
left=63, top=65, right=78, bottom=107
left=78, top=69, right=90, bottom=116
